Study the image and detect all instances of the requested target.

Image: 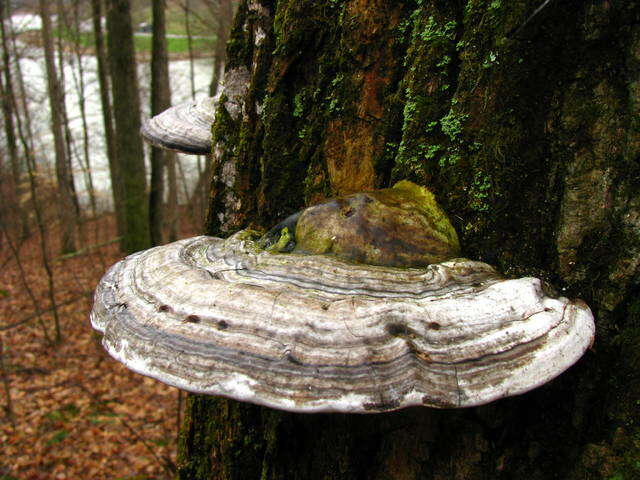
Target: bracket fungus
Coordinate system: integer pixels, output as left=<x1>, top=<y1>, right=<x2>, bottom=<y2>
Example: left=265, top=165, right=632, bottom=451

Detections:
left=91, top=182, right=595, bottom=413
left=140, top=95, right=216, bottom=155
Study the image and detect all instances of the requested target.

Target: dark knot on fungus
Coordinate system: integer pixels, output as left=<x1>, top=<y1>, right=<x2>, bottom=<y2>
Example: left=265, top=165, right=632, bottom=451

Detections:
left=90, top=182, right=595, bottom=413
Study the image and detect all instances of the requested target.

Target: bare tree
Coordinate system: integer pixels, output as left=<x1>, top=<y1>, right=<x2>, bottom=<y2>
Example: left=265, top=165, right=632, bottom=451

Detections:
left=91, top=0, right=124, bottom=238
left=54, top=0, right=81, bottom=218
left=149, top=0, right=177, bottom=246
left=166, top=150, right=178, bottom=242
left=105, top=0, right=150, bottom=253
left=68, top=0, right=98, bottom=220
left=1, top=0, right=61, bottom=343
left=39, top=0, right=77, bottom=254
left=0, top=1, right=28, bottom=238
left=0, top=340, right=15, bottom=429
left=7, top=11, right=36, bottom=172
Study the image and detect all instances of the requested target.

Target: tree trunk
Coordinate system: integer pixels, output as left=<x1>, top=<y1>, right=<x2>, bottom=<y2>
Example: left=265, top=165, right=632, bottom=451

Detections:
left=179, top=1, right=640, bottom=479
left=5, top=0, right=61, bottom=343
left=149, top=0, right=176, bottom=246
left=184, top=0, right=197, bottom=97
left=55, top=0, right=81, bottom=219
left=70, top=0, right=98, bottom=220
left=39, top=0, right=77, bottom=254
left=105, top=0, right=150, bottom=254
left=7, top=5, right=36, bottom=173
left=166, top=153, right=178, bottom=242
left=209, top=0, right=234, bottom=97
left=0, top=0, right=29, bottom=238
left=92, top=0, right=124, bottom=239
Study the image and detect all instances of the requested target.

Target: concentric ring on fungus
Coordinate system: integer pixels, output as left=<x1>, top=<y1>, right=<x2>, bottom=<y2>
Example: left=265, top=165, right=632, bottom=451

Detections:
left=90, top=229, right=595, bottom=413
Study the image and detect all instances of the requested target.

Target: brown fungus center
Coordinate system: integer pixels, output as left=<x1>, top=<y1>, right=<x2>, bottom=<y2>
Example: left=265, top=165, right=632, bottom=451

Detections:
left=263, top=180, right=460, bottom=268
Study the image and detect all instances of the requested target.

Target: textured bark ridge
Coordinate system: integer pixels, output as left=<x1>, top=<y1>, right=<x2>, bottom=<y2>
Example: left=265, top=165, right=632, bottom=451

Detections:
left=177, top=0, right=639, bottom=478
left=91, top=232, right=593, bottom=412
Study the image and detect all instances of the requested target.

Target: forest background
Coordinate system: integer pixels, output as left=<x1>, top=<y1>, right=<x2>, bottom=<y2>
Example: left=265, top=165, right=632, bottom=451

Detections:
left=0, top=0, right=236, bottom=478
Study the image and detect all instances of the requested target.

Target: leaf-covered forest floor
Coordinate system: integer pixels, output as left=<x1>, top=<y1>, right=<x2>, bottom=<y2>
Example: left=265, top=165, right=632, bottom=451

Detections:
left=0, top=215, right=197, bottom=479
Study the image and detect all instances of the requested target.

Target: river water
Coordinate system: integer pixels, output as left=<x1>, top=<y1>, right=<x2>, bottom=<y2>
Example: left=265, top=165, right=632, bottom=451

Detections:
left=7, top=14, right=213, bottom=210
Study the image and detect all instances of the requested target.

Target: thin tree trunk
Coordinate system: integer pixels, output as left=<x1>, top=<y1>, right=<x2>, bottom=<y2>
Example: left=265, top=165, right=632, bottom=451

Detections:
left=0, top=340, right=15, bottom=430
left=0, top=0, right=28, bottom=238
left=70, top=0, right=97, bottom=219
left=55, top=0, right=81, bottom=219
left=149, top=0, right=175, bottom=246
left=105, top=0, right=150, bottom=254
left=187, top=156, right=211, bottom=232
left=175, top=156, right=191, bottom=222
left=0, top=217, right=51, bottom=344
left=0, top=25, right=50, bottom=342
left=8, top=16, right=36, bottom=173
left=183, top=0, right=207, bottom=232
left=166, top=151, right=178, bottom=242
left=3, top=24, right=62, bottom=343
left=184, top=0, right=196, bottom=99
left=3, top=0, right=61, bottom=341
left=92, top=0, right=124, bottom=239
left=39, top=0, right=77, bottom=254
left=210, top=0, right=233, bottom=97
left=4, top=6, right=37, bottom=171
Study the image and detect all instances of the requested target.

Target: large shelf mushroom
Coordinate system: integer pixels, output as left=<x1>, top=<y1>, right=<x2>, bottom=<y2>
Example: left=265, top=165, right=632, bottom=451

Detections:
left=140, top=95, right=216, bottom=155
left=140, top=67, right=249, bottom=155
left=90, top=181, right=595, bottom=413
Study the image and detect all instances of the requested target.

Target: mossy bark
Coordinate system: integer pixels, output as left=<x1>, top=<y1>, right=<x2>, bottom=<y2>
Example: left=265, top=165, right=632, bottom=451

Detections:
left=181, top=1, right=640, bottom=478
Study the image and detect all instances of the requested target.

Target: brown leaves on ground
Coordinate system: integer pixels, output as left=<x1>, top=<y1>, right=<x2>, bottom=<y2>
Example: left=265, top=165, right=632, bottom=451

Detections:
left=0, top=215, right=196, bottom=480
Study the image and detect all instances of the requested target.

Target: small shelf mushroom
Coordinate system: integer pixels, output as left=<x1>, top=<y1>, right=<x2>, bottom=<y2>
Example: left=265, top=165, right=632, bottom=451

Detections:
left=90, top=182, right=595, bottom=413
left=140, top=95, right=216, bottom=155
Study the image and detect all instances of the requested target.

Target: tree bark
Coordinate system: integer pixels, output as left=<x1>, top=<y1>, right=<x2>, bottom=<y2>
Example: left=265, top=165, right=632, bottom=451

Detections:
left=7, top=5, right=36, bottom=173
left=149, top=0, right=177, bottom=246
left=0, top=0, right=28, bottom=238
left=39, top=0, right=77, bottom=254
left=92, top=0, right=124, bottom=239
left=179, top=1, right=640, bottom=479
left=209, top=0, right=234, bottom=97
left=184, top=0, right=197, bottom=98
left=5, top=1, right=61, bottom=343
left=70, top=0, right=98, bottom=220
left=105, top=0, right=150, bottom=254
left=166, top=153, right=178, bottom=242
left=54, top=0, right=81, bottom=219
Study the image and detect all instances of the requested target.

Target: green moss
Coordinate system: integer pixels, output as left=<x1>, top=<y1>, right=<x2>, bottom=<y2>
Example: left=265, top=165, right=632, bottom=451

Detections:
left=205, top=94, right=242, bottom=235
left=440, top=106, right=468, bottom=142
left=265, top=226, right=292, bottom=252
left=418, top=15, right=457, bottom=44
left=468, top=170, right=493, bottom=213
left=226, top=2, right=251, bottom=68
left=581, top=427, right=640, bottom=480
left=292, top=92, right=305, bottom=118
left=392, top=3, right=462, bottom=182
